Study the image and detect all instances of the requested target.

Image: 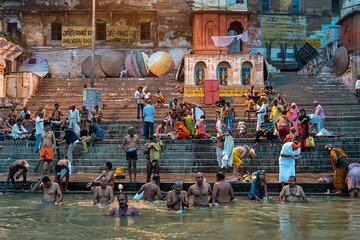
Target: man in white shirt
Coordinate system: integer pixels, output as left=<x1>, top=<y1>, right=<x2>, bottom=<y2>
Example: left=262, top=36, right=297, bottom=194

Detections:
left=134, top=87, right=144, bottom=120
left=12, top=118, right=29, bottom=140
left=68, top=105, right=80, bottom=131
left=34, top=112, right=44, bottom=153
left=355, top=79, right=360, bottom=100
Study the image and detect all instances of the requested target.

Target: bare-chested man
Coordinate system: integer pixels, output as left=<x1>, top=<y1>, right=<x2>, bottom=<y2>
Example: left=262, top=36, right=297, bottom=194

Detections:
left=279, top=176, right=307, bottom=203
left=123, top=127, right=140, bottom=182
left=54, top=159, right=72, bottom=192
left=213, top=172, right=234, bottom=204
left=32, top=176, right=63, bottom=204
left=137, top=174, right=163, bottom=202
left=108, top=193, right=140, bottom=216
left=187, top=172, right=212, bottom=207
left=93, top=177, right=114, bottom=205
left=3, top=159, right=30, bottom=193
left=167, top=181, right=189, bottom=211
left=86, top=161, right=115, bottom=190
left=39, top=121, right=56, bottom=177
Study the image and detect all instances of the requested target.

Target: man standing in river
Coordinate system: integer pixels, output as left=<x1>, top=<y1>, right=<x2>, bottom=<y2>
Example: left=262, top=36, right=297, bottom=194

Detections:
left=93, top=177, right=114, bottom=205
left=187, top=172, right=212, bottom=207
left=108, top=193, right=140, bottom=216
left=32, top=176, right=63, bottom=204
left=136, top=174, right=163, bottom=202
left=213, top=172, right=234, bottom=204
left=167, top=181, right=189, bottom=211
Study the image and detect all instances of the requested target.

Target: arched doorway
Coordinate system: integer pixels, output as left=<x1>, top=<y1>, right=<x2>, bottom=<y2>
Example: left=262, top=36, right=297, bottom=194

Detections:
left=194, top=61, right=207, bottom=86
left=217, top=61, right=232, bottom=86
left=227, top=21, right=243, bottom=53
left=241, top=61, right=253, bottom=85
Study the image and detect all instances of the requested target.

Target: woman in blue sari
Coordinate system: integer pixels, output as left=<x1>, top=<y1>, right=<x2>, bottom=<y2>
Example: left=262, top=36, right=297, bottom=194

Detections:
left=249, top=170, right=268, bottom=201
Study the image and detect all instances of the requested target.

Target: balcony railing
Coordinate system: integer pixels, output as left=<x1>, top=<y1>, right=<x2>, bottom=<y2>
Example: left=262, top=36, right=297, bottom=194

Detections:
left=192, top=0, right=248, bottom=12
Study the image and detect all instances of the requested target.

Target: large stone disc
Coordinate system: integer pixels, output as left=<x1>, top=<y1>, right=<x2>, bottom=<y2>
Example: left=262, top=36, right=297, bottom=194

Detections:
left=81, top=55, right=106, bottom=78
left=100, top=51, right=126, bottom=77
left=333, top=46, right=349, bottom=76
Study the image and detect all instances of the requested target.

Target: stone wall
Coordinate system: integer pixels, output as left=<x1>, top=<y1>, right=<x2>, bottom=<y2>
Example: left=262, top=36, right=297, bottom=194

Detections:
left=3, top=72, right=41, bottom=101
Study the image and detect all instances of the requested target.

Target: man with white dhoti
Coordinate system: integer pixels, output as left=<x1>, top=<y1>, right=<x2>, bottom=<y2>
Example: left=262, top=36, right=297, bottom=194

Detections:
left=279, top=141, right=301, bottom=185
left=68, top=105, right=80, bottom=133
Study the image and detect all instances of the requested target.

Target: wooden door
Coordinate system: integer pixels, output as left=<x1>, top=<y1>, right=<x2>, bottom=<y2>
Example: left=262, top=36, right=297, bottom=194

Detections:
left=204, top=80, right=219, bottom=105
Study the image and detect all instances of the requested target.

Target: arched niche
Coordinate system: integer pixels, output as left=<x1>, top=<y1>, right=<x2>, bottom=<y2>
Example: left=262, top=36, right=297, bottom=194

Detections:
left=194, top=61, right=207, bottom=86
left=227, top=21, right=243, bottom=53
left=241, top=61, right=253, bottom=85
left=205, top=20, right=216, bottom=47
left=217, top=61, right=232, bottom=86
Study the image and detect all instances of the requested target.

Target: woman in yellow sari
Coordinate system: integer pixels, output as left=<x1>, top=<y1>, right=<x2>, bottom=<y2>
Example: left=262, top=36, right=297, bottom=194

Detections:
left=325, top=144, right=349, bottom=194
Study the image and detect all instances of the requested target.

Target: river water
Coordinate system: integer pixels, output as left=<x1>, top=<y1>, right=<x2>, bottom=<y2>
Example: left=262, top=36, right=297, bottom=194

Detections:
left=0, top=194, right=359, bottom=240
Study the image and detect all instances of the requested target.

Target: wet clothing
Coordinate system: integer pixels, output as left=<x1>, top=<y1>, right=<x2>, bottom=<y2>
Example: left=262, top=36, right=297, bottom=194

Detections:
left=40, top=146, right=54, bottom=161
left=279, top=142, right=301, bottom=182
left=330, top=148, right=349, bottom=191
left=249, top=170, right=266, bottom=200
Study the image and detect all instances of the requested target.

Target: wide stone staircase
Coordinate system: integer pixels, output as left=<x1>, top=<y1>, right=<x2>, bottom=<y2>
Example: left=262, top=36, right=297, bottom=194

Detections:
left=0, top=72, right=359, bottom=178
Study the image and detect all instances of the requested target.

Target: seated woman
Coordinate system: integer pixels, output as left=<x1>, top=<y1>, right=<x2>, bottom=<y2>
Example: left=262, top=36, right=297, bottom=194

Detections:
left=279, top=176, right=306, bottom=203
left=154, top=89, right=165, bottom=106
left=176, top=121, right=190, bottom=139
left=249, top=170, right=268, bottom=201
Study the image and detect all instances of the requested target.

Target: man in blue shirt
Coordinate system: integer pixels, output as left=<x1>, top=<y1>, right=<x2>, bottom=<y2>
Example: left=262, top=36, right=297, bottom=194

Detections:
left=82, top=120, right=104, bottom=152
left=255, top=114, right=275, bottom=146
left=143, top=100, right=155, bottom=139
left=58, top=126, right=79, bottom=162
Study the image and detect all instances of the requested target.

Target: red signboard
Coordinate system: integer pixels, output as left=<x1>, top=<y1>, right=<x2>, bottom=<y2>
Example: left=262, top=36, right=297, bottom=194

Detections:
left=204, top=80, right=219, bottom=105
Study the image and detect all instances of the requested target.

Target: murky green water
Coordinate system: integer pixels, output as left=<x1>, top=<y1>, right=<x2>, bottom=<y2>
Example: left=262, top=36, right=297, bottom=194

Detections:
left=0, top=194, right=359, bottom=240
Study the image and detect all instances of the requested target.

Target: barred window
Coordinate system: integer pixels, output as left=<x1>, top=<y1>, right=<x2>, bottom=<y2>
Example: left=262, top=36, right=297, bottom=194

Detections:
left=140, top=22, right=151, bottom=41
left=51, top=23, right=62, bottom=41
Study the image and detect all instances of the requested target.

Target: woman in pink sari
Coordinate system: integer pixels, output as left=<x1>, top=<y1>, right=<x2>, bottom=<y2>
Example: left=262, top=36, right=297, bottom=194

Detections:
left=287, top=103, right=300, bottom=134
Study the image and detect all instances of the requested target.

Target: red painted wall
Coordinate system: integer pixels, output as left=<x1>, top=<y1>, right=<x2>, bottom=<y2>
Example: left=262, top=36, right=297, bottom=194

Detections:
left=192, top=12, right=249, bottom=54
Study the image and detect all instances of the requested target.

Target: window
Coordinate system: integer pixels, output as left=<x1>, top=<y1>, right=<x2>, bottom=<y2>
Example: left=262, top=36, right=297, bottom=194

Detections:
left=140, top=22, right=151, bottom=41
left=96, top=22, right=106, bottom=41
left=261, top=0, right=270, bottom=11
left=51, top=23, right=62, bottom=41
left=292, top=0, right=300, bottom=13
left=332, top=0, right=340, bottom=15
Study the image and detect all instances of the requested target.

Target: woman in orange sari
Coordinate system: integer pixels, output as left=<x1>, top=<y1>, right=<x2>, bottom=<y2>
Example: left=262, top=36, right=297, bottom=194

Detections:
left=176, top=121, right=190, bottom=139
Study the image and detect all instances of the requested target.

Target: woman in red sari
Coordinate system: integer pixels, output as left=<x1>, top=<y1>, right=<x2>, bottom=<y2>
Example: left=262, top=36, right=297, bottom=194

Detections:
left=298, top=109, right=310, bottom=151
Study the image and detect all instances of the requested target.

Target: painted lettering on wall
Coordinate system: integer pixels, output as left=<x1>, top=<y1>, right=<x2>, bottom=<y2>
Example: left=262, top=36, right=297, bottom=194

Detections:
left=261, top=15, right=306, bottom=46
left=62, top=26, right=92, bottom=46
left=184, top=87, right=248, bottom=97
left=106, top=25, right=138, bottom=44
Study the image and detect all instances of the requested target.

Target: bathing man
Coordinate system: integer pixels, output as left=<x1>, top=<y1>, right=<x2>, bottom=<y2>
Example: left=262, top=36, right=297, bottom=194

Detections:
left=167, top=181, right=189, bottom=211
left=213, top=172, right=234, bottom=204
left=187, top=172, right=212, bottom=207
left=137, top=174, right=163, bottom=202
left=108, top=193, right=140, bottom=216
left=32, top=176, right=63, bottom=204
left=93, top=177, right=114, bottom=205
